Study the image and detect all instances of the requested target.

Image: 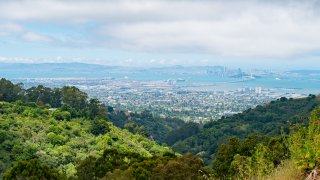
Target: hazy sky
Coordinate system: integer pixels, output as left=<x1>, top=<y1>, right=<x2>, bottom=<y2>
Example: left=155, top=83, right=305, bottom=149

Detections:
left=0, top=0, right=320, bottom=69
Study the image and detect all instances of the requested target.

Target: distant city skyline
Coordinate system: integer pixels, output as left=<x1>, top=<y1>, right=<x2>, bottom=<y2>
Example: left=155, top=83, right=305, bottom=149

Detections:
left=0, top=0, right=320, bottom=70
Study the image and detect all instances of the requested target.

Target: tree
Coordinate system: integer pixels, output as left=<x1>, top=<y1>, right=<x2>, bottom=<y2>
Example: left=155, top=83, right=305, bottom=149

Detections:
left=26, top=85, right=62, bottom=108
left=52, top=110, right=71, bottom=121
left=27, top=85, right=52, bottom=106
left=212, top=137, right=241, bottom=177
left=212, top=135, right=288, bottom=179
left=165, top=122, right=200, bottom=146
left=153, top=153, right=212, bottom=180
left=76, top=149, right=144, bottom=180
left=288, top=106, right=320, bottom=171
left=0, top=78, right=25, bottom=102
left=172, top=96, right=320, bottom=164
left=61, top=86, right=88, bottom=110
left=90, top=119, right=110, bottom=135
left=51, top=88, right=62, bottom=108
left=2, top=159, right=66, bottom=180
left=87, top=98, right=107, bottom=119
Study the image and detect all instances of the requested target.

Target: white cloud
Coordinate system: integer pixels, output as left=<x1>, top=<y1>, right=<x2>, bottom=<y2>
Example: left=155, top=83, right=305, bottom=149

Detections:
left=101, top=17, right=320, bottom=57
left=0, top=0, right=320, bottom=58
left=0, top=55, right=84, bottom=64
left=0, top=23, right=24, bottom=36
left=0, top=56, right=38, bottom=63
left=0, top=22, right=52, bottom=43
left=22, top=32, right=52, bottom=42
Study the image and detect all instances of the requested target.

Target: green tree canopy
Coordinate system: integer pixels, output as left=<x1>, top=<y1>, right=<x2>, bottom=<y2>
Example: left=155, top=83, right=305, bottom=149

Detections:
left=3, top=159, right=66, bottom=180
left=0, top=78, right=25, bottom=102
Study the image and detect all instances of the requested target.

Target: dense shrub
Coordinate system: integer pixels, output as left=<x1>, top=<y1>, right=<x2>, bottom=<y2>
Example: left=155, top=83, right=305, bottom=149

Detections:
left=288, top=106, right=320, bottom=171
left=212, top=135, right=288, bottom=178
left=3, top=159, right=66, bottom=180
left=53, top=110, right=71, bottom=121
left=90, top=118, right=110, bottom=135
left=173, top=96, right=319, bottom=164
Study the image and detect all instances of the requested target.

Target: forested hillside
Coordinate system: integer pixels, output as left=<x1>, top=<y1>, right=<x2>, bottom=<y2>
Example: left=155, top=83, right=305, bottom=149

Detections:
left=171, top=95, right=320, bottom=163
left=2, top=78, right=320, bottom=179
left=210, top=106, right=320, bottom=179
left=0, top=101, right=174, bottom=178
left=0, top=78, right=210, bottom=179
left=107, top=109, right=185, bottom=143
left=0, top=78, right=186, bottom=145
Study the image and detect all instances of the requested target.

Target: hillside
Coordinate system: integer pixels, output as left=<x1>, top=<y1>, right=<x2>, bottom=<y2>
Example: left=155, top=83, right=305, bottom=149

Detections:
left=0, top=101, right=172, bottom=178
left=210, top=106, right=320, bottom=179
left=0, top=78, right=186, bottom=145
left=0, top=79, right=211, bottom=179
left=107, top=109, right=185, bottom=143
left=171, top=95, right=320, bottom=163
left=2, top=78, right=320, bottom=179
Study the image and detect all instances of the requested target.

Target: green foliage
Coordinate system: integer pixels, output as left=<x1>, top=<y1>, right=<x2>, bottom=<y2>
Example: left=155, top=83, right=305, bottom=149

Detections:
left=0, top=78, right=109, bottom=120
left=87, top=98, right=107, bottom=119
left=165, top=122, right=200, bottom=146
left=47, top=132, right=67, bottom=146
left=0, top=78, right=25, bottom=102
left=0, top=101, right=172, bottom=178
left=90, top=118, right=110, bottom=135
left=80, top=148, right=212, bottom=180
left=288, top=106, right=320, bottom=171
left=0, top=78, right=185, bottom=147
left=212, top=135, right=288, bottom=178
left=124, top=121, right=149, bottom=136
left=230, top=144, right=274, bottom=179
left=3, top=159, right=66, bottom=180
left=224, top=105, right=320, bottom=179
left=5, top=78, right=320, bottom=179
left=26, top=85, right=62, bottom=108
left=172, top=95, right=320, bottom=164
left=1, top=79, right=210, bottom=179
left=108, top=110, right=185, bottom=143
left=61, top=86, right=88, bottom=111
left=74, top=156, right=98, bottom=180
left=53, top=110, right=71, bottom=121
left=76, top=149, right=145, bottom=179
left=152, top=153, right=212, bottom=180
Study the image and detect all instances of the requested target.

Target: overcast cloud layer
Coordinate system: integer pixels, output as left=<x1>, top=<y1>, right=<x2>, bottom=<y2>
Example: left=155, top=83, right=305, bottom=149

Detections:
left=0, top=0, right=320, bottom=68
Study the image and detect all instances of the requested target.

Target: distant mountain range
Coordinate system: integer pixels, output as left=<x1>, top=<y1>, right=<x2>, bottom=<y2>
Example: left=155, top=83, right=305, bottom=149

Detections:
left=0, top=62, right=116, bottom=78
left=0, top=62, right=239, bottom=78
left=0, top=62, right=318, bottom=79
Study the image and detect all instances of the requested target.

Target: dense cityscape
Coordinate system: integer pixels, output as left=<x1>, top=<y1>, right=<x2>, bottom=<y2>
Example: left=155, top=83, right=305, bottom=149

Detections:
left=14, top=77, right=305, bottom=122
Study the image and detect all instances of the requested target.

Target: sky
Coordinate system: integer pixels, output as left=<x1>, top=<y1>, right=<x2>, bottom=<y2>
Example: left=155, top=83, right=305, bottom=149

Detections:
left=0, top=0, right=320, bottom=70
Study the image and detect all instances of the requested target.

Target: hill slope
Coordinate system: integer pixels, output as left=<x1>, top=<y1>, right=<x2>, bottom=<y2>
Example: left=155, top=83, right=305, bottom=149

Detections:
left=0, top=101, right=172, bottom=178
left=172, top=95, right=320, bottom=163
left=107, top=109, right=185, bottom=143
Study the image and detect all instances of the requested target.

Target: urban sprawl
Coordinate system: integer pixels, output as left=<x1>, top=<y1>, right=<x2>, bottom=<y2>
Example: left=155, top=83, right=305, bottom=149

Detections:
left=15, top=78, right=305, bottom=123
